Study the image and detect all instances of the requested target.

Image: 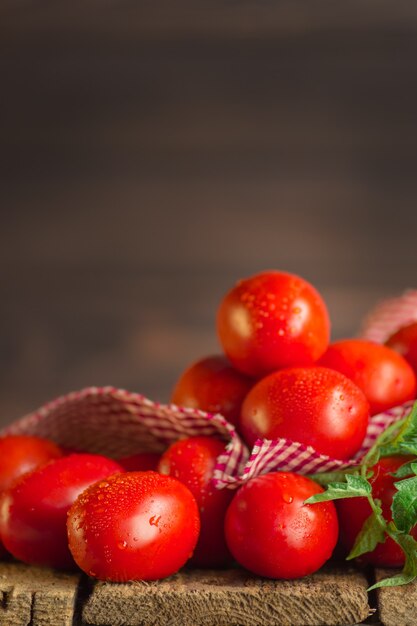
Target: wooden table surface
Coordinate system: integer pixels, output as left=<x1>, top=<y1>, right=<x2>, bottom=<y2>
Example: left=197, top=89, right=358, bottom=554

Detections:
left=0, top=559, right=404, bottom=626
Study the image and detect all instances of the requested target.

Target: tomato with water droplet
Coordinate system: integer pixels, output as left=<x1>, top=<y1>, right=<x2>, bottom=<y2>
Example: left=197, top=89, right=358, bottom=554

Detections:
left=67, top=471, right=200, bottom=581
left=0, top=454, right=122, bottom=569
left=217, top=271, right=330, bottom=377
left=320, top=339, right=417, bottom=415
left=240, top=366, right=369, bottom=459
left=224, top=472, right=339, bottom=578
left=171, top=355, right=253, bottom=428
left=158, top=436, right=233, bottom=567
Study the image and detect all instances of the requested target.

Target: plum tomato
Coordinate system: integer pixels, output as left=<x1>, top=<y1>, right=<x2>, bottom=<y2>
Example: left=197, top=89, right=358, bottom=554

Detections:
left=170, top=355, right=253, bottom=428
left=67, top=471, right=200, bottom=581
left=158, top=436, right=233, bottom=567
left=0, top=453, right=123, bottom=569
left=386, top=322, right=417, bottom=377
left=0, top=435, right=63, bottom=492
left=319, top=339, right=417, bottom=415
left=337, top=456, right=417, bottom=566
left=225, top=472, right=339, bottom=578
left=216, top=270, right=330, bottom=377
left=240, top=366, right=369, bottom=459
left=117, top=452, right=161, bottom=472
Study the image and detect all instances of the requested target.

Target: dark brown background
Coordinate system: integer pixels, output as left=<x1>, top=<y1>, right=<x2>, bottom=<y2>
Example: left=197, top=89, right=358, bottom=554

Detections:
left=1, top=1, right=417, bottom=426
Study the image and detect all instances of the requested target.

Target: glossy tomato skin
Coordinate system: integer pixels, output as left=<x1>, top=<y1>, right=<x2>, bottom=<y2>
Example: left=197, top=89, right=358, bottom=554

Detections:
left=158, top=436, right=233, bottom=567
left=337, top=456, right=417, bottom=566
left=217, top=271, right=330, bottom=378
left=171, top=355, right=253, bottom=428
left=319, top=339, right=417, bottom=415
left=225, top=472, right=338, bottom=578
left=67, top=471, right=200, bottom=581
left=0, top=435, right=63, bottom=492
left=117, top=452, right=161, bottom=472
left=240, top=366, right=369, bottom=459
left=386, top=322, right=417, bottom=377
left=0, top=454, right=123, bottom=569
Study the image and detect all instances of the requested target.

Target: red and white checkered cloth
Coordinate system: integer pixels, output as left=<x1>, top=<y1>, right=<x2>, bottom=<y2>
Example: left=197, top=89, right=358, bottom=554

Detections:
left=360, top=289, right=417, bottom=343
left=1, top=290, right=416, bottom=490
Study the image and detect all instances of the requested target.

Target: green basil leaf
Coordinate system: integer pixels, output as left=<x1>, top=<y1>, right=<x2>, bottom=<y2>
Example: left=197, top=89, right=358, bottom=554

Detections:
left=305, top=474, right=371, bottom=504
left=392, top=475, right=417, bottom=534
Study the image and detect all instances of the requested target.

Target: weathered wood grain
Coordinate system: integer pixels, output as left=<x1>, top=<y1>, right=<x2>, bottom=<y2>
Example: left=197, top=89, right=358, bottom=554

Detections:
left=375, top=569, right=417, bottom=626
left=0, top=562, right=80, bottom=626
left=82, top=566, right=371, bottom=626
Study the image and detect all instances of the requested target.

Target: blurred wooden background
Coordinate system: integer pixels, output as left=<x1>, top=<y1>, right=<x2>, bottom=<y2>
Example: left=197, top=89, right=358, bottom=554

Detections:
left=1, top=1, right=417, bottom=426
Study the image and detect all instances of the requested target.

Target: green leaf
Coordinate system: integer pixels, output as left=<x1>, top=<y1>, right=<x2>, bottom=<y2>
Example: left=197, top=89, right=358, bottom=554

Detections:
left=305, top=474, right=371, bottom=504
left=385, top=402, right=417, bottom=457
left=308, top=468, right=358, bottom=487
left=364, top=445, right=381, bottom=468
left=347, top=503, right=387, bottom=560
left=392, top=475, right=417, bottom=534
left=391, top=461, right=417, bottom=479
left=368, top=533, right=417, bottom=590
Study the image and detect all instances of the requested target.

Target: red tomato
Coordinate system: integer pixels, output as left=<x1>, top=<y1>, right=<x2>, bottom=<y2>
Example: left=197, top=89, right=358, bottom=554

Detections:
left=337, top=456, right=417, bottom=566
left=171, top=355, right=253, bottom=428
left=386, top=322, right=417, bottom=377
left=117, top=452, right=161, bottom=472
left=225, top=472, right=338, bottom=578
left=67, top=471, right=200, bottom=581
left=217, top=271, right=330, bottom=377
left=0, top=435, right=63, bottom=492
left=0, top=454, right=123, bottom=569
left=158, top=436, right=233, bottom=567
left=319, top=339, right=417, bottom=415
left=0, top=538, right=8, bottom=560
left=240, top=366, right=369, bottom=459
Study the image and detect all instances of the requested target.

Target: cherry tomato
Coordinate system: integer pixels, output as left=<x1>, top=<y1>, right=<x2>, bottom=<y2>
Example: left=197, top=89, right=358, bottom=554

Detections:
left=240, top=366, right=369, bottom=459
left=0, top=538, right=8, bottom=560
left=0, top=435, right=63, bottom=492
left=386, top=322, right=417, bottom=377
left=158, top=436, right=233, bottom=567
left=337, top=456, right=417, bottom=566
left=225, top=472, right=338, bottom=578
left=0, top=454, right=123, bottom=569
left=117, top=452, right=161, bottom=472
left=171, top=355, right=253, bottom=428
left=319, top=339, right=417, bottom=415
left=217, top=271, right=330, bottom=377
left=67, top=471, right=200, bottom=581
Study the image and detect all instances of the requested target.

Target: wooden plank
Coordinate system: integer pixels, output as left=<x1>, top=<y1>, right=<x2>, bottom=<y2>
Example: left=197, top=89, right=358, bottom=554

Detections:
left=0, top=562, right=80, bottom=626
left=375, top=569, right=417, bottom=626
left=82, top=566, right=371, bottom=626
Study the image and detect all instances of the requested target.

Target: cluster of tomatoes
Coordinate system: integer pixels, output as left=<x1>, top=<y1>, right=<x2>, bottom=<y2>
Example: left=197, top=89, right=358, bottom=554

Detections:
left=1, top=270, right=417, bottom=581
